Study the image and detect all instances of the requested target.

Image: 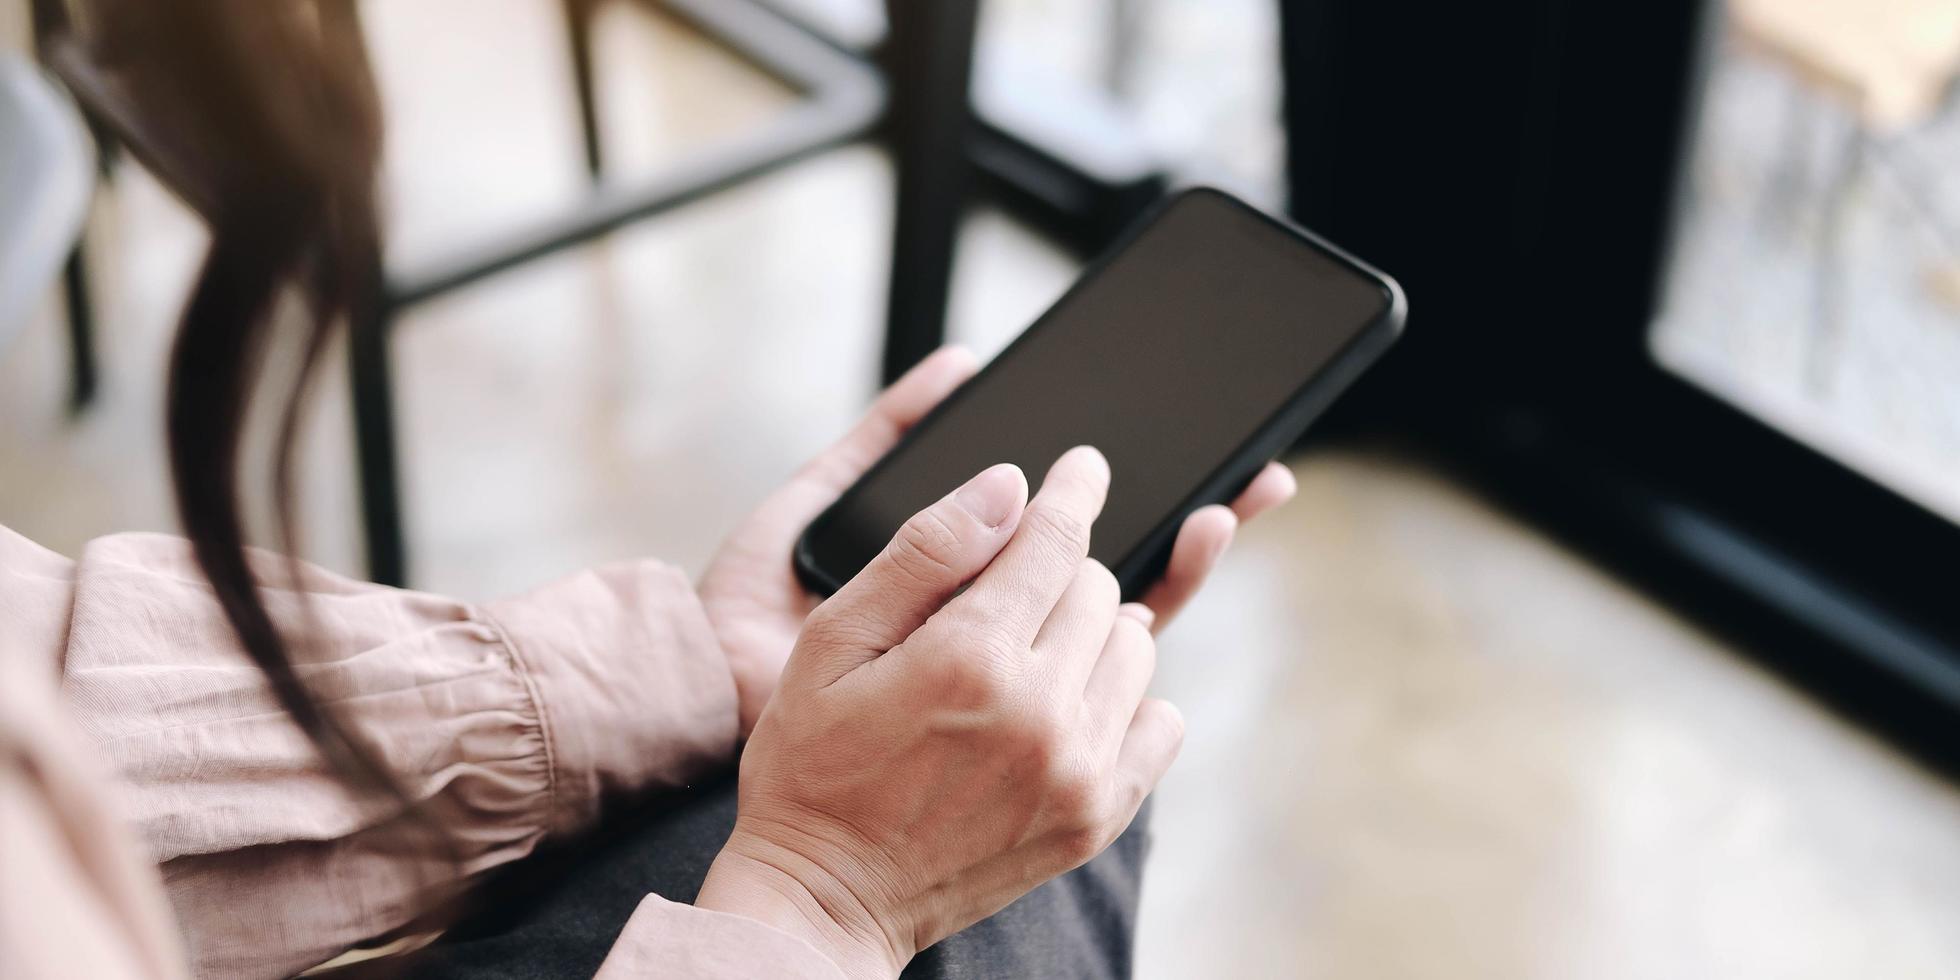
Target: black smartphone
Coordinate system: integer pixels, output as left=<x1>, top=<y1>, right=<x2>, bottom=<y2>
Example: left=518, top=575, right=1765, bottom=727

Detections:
left=795, top=187, right=1405, bottom=600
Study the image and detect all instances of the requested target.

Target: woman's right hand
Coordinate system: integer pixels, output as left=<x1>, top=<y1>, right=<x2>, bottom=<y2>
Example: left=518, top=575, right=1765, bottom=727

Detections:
left=694, top=447, right=1182, bottom=978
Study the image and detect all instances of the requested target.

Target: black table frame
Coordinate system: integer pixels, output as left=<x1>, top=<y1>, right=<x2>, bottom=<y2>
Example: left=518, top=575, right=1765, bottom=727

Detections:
left=350, top=0, right=1165, bottom=586
left=351, top=0, right=886, bottom=586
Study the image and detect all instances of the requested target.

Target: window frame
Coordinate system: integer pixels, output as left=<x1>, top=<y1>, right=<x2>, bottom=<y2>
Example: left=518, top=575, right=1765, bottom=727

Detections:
left=1279, top=0, right=1960, bottom=766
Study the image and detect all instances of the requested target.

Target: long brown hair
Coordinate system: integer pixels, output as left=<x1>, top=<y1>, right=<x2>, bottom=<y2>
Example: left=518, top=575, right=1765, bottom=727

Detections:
left=44, top=0, right=414, bottom=815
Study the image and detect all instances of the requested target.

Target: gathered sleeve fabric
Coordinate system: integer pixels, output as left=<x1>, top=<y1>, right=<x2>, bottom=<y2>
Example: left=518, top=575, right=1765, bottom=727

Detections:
left=2, top=530, right=190, bottom=980
left=47, top=531, right=742, bottom=978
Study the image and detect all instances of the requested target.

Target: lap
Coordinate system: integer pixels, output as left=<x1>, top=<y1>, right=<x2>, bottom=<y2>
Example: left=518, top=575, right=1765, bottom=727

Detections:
left=398, top=773, right=1150, bottom=980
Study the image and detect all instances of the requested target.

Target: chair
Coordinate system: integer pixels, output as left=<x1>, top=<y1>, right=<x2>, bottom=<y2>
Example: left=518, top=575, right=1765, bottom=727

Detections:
left=35, top=0, right=881, bottom=585
left=33, top=0, right=1162, bottom=586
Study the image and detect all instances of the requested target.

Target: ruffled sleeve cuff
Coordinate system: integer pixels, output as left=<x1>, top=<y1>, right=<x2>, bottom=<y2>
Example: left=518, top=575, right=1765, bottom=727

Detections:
left=484, top=560, right=740, bottom=836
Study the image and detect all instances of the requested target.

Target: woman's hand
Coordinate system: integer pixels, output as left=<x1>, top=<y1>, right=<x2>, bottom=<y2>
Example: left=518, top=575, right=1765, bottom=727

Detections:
left=697, top=348, right=982, bottom=737
left=697, top=347, right=1298, bottom=737
left=697, top=448, right=1178, bottom=978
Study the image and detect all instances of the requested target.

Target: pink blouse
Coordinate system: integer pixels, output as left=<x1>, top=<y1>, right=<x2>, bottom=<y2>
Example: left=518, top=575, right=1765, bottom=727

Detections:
left=0, top=526, right=846, bottom=979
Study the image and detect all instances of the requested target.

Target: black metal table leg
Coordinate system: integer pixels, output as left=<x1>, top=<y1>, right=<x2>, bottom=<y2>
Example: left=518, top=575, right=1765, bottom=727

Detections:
left=390, top=0, right=882, bottom=308
left=563, top=0, right=607, bottom=181
left=880, top=0, right=981, bottom=385
left=316, top=0, right=408, bottom=586
left=36, top=0, right=101, bottom=414
left=62, top=244, right=98, bottom=412
left=349, top=257, right=408, bottom=587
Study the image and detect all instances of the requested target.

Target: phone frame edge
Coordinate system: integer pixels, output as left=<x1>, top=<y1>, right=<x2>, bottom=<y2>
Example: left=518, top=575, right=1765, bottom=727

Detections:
left=793, top=185, right=1408, bottom=600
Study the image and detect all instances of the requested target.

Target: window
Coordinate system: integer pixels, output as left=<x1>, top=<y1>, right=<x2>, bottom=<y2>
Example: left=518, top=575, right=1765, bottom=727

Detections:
left=1654, top=0, right=1960, bottom=525
left=1279, top=0, right=1960, bottom=760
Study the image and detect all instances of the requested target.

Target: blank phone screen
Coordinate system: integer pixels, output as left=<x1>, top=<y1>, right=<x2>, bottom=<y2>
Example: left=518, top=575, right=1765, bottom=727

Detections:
left=804, top=191, right=1393, bottom=589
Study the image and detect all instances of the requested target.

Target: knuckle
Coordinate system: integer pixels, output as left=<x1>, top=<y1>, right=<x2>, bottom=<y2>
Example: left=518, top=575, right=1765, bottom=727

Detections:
left=1006, top=707, right=1066, bottom=757
left=948, top=603, right=1028, bottom=663
left=1053, top=819, right=1111, bottom=867
left=949, top=587, right=1007, bottom=632
left=981, top=632, right=1031, bottom=673
left=916, top=638, right=1018, bottom=710
left=968, top=623, right=1025, bottom=670
left=888, top=507, right=965, bottom=582
left=1012, top=714, right=1106, bottom=803
left=997, top=704, right=1074, bottom=775
left=797, top=603, right=851, bottom=648
left=802, top=601, right=883, bottom=650
left=1050, top=767, right=1108, bottom=826
left=918, top=643, right=983, bottom=696
left=1022, top=504, right=1092, bottom=558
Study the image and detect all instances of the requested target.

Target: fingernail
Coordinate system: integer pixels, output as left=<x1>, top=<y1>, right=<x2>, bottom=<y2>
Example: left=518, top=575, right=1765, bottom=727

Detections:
left=956, top=463, right=1026, bottom=528
left=1120, top=602, right=1156, bottom=628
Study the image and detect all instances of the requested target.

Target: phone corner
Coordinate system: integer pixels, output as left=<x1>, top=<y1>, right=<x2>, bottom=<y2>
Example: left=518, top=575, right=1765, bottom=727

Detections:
left=791, top=528, right=843, bottom=598
left=1379, top=273, right=1410, bottom=339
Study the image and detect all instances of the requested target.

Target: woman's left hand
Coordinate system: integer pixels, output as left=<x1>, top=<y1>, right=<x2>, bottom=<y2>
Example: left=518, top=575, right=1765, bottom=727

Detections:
left=698, top=346, right=1299, bottom=737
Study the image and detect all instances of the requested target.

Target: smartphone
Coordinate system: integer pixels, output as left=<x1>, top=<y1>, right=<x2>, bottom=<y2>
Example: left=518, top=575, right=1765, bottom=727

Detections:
left=795, top=187, right=1405, bottom=600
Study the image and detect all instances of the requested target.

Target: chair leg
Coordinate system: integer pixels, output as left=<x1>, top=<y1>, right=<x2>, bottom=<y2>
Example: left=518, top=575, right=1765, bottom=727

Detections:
left=563, top=0, right=606, bottom=182
left=35, top=0, right=103, bottom=414
left=880, top=0, right=981, bottom=385
left=348, top=264, right=408, bottom=587
left=63, top=242, right=98, bottom=413
left=313, top=0, right=409, bottom=584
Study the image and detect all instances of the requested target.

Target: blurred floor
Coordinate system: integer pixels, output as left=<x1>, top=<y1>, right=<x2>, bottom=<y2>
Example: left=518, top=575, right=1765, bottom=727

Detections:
left=2, top=3, right=1959, bottom=978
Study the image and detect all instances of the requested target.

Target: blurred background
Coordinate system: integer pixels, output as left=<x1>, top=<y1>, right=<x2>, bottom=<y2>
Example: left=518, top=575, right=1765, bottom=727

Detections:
left=3, top=0, right=1959, bottom=977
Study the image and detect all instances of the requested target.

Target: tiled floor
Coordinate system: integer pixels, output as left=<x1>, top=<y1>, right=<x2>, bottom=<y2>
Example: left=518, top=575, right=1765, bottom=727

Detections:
left=4, top=3, right=1958, bottom=977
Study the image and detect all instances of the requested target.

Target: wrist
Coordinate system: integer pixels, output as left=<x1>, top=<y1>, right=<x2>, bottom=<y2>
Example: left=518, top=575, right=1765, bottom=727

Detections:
left=696, top=834, right=905, bottom=980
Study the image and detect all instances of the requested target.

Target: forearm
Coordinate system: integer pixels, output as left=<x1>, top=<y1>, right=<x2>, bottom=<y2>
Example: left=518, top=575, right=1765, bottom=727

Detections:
left=59, top=535, right=741, bottom=977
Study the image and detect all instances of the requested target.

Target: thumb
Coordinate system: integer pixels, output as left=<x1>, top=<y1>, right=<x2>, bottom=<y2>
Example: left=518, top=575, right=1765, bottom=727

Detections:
left=796, top=463, right=1027, bottom=681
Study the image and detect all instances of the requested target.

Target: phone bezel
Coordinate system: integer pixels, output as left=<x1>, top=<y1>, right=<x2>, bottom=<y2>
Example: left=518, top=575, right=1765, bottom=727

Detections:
left=793, top=185, right=1407, bottom=599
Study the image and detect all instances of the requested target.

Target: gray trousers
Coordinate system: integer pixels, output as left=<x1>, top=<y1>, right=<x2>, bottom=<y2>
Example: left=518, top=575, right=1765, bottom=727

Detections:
left=401, top=772, right=1151, bottom=979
